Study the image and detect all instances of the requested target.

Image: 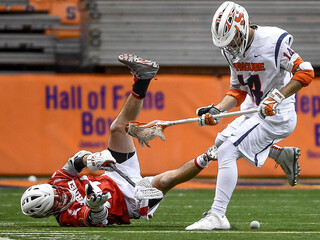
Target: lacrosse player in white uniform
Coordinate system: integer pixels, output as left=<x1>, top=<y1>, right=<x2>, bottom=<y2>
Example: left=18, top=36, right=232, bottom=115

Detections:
left=20, top=54, right=218, bottom=226
left=186, top=1, right=314, bottom=230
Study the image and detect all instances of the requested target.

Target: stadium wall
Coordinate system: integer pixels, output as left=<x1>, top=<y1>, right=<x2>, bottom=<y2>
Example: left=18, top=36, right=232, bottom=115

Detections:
left=1, top=74, right=319, bottom=178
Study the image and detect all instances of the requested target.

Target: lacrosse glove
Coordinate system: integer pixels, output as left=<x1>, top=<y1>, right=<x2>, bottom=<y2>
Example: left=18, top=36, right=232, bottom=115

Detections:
left=86, top=150, right=116, bottom=172
left=258, top=89, right=285, bottom=119
left=85, top=184, right=109, bottom=225
left=196, top=104, right=221, bottom=126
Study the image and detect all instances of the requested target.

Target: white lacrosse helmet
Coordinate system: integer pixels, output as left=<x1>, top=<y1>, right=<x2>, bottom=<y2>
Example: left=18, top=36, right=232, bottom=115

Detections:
left=21, top=184, right=75, bottom=218
left=211, top=1, right=250, bottom=57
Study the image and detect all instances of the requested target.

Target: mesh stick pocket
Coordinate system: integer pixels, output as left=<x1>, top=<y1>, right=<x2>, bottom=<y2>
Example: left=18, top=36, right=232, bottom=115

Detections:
left=126, top=121, right=167, bottom=147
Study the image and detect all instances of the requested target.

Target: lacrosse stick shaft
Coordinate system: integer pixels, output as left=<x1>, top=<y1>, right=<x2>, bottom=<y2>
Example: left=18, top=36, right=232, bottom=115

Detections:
left=107, top=164, right=136, bottom=187
left=212, top=108, right=258, bottom=118
left=166, top=108, right=258, bottom=126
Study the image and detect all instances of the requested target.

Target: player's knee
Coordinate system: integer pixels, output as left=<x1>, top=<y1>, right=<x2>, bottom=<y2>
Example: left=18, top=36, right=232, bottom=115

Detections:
left=215, top=136, right=224, bottom=148
left=217, top=140, right=238, bottom=166
left=152, top=173, right=175, bottom=194
left=109, top=120, right=126, bottom=135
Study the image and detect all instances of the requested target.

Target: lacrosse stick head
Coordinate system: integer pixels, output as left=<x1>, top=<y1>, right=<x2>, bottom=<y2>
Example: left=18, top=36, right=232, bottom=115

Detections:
left=126, top=121, right=167, bottom=148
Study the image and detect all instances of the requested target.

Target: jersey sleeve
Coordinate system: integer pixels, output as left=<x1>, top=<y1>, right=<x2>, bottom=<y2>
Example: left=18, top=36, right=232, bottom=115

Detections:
left=228, top=66, right=250, bottom=106
left=279, top=36, right=314, bottom=86
left=48, top=167, right=77, bottom=185
left=225, top=89, right=247, bottom=106
left=279, top=38, right=300, bottom=73
left=56, top=203, right=91, bottom=227
left=62, top=150, right=92, bottom=176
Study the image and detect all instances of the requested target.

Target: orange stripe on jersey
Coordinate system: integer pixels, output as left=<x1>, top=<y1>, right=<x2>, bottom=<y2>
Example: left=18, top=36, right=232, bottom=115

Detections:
left=292, top=69, right=314, bottom=86
left=226, top=89, right=247, bottom=107
left=291, top=57, right=304, bottom=74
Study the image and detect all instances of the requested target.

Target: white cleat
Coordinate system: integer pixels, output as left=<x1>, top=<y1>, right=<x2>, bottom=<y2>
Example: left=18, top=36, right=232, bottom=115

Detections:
left=185, top=210, right=231, bottom=231
left=275, top=147, right=301, bottom=186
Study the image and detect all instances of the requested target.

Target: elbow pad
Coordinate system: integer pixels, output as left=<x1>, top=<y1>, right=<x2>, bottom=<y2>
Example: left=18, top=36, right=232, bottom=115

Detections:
left=63, top=150, right=92, bottom=175
left=292, top=61, right=314, bottom=86
left=294, top=61, right=313, bottom=72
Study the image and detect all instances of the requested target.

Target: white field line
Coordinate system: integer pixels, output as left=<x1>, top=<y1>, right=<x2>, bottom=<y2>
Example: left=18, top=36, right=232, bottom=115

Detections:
left=1, top=231, right=320, bottom=234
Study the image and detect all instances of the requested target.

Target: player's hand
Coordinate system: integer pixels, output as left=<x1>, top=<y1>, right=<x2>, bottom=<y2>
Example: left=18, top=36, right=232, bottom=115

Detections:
left=86, top=150, right=116, bottom=172
left=196, top=104, right=215, bottom=116
left=196, top=104, right=221, bottom=126
left=258, top=89, right=285, bottom=119
left=85, top=184, right=109, bottom=212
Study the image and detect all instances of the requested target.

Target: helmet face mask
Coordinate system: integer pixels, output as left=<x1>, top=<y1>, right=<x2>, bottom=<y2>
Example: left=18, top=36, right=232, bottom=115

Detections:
left=51, top=186, right=75, bottom=214
left=211, top=1, right=250, bottom=58
left=21, top=184, right=75, bottom=218
left=224, top=28, right=243, bottom=56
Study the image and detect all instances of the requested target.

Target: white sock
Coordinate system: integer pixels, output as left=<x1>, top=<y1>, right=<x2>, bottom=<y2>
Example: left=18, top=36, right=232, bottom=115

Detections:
left=269, top=144, right=282, bottom=160
left=211, top=140, right=240, bottom=217
left=194, top=153, right=210, bottom=169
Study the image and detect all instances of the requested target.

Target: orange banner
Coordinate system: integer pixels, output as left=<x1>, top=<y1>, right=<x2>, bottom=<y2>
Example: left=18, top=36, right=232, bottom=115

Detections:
left=0, top=74, right=319, bottom=178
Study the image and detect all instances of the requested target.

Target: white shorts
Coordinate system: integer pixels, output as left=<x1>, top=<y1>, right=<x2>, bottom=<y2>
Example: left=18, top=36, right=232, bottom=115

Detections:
left=103, top=152, right=142, bottom=219
left=216, top=110, right=297, bottom=167
left=103, top=152, right=161, bottom=220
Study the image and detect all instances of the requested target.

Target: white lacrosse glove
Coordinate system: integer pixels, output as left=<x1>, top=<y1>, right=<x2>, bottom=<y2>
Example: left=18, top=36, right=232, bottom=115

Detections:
left=196, top=104, right=221, bottom=126
left=134, top=186, right=164, bottom=201
left=85, top=184, right=109, bottom=212
left=71, top=150, right=92, bottom=160
left=258, top=89, right=285, bottom=119
left=85, top=184, right=109, bottom=225
left=134, top=177, right=163, bottom=201
left=86, top=150, right=116, bottom=172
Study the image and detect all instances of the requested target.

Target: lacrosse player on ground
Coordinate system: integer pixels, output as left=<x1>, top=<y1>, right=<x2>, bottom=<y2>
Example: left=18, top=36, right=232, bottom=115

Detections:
left=20, top=54, right=221, bottom=226
left=186, top=1, right=314, bottom=231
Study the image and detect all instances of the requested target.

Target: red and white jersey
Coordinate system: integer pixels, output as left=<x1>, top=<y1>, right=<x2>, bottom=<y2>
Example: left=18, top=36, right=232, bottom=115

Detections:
left=47, top=151, right=161, bottom=227
left=48, top=167, right=130, bottom=226
left=224, top=26, right=299, bottom=110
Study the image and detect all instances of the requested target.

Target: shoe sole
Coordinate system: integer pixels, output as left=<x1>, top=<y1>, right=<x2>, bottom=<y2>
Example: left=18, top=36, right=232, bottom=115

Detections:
left=118, top=53, right=159, bottom=69
left=292, top=147, right=301, bottom=186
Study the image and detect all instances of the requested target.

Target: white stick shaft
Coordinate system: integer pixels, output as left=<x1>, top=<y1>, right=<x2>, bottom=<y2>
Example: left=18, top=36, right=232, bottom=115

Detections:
left=167, top=108, right=258, bottom=126
left=212, top=108, right=258, bottom=119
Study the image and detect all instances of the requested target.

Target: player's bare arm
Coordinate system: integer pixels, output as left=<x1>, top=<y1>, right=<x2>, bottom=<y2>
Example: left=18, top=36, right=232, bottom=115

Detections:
left=215, top=95, right=238, bottom=112
left=279, top=80, right=303, bottom=98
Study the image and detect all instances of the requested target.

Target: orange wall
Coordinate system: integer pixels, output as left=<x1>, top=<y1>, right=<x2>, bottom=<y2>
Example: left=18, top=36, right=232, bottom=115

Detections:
left=1, top=74, right=319, bottom=178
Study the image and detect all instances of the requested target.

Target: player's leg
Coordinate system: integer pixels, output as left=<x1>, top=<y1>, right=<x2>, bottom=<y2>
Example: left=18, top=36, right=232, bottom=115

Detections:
left=105, top=54, right=159, bottom=202
left=152, top=146, right=217, bottom=194
left=108, top=54, right=159, bottom=154
left=185, top=140, right=239, bottom=230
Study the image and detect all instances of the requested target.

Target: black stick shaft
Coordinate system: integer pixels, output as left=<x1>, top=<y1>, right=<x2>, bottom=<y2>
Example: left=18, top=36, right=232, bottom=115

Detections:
left=107, top=164, right=136, bottom=187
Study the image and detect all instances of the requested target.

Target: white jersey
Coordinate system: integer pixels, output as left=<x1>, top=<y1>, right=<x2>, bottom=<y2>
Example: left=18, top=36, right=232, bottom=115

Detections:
left=217, top=26, right=300, bottom=166
left=223, top=26, right=300, bottom=111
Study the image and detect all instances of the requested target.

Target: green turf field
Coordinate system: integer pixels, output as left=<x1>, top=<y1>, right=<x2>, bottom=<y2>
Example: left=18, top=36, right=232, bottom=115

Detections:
left=0, top=188, right=319, bottom=240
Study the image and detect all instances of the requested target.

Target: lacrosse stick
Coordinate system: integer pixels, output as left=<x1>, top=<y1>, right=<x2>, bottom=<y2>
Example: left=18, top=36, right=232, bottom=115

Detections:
left=126, top=108, right=258, bottom=147
left=107, top=163, right=136, bottom=187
